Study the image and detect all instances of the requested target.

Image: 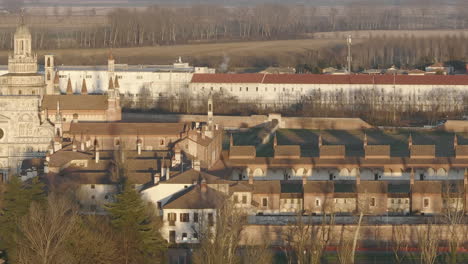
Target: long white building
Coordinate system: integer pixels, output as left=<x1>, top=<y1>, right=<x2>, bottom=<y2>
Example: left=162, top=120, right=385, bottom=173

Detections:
left=189, top=74, right=468, bottom=111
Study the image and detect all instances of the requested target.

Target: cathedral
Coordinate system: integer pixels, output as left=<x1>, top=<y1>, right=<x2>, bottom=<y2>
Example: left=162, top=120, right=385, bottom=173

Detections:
left=0, top=19, right=122, bottom=182
left=0, top=19, right=54, bottom=182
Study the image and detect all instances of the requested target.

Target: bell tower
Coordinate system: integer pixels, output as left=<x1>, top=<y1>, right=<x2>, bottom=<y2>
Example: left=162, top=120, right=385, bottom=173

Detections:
left=45, top=55, right=55, bottom=94
left=8, top=12, right=38, bottom=74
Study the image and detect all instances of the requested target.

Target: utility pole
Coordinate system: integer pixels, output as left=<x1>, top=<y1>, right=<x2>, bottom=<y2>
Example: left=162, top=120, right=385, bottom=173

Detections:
left=347, top=35, right=352, bottom=74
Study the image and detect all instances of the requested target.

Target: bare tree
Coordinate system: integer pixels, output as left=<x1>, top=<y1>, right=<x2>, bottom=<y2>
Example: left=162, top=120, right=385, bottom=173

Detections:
left=193, top=198, right=246, bottom=264
left=391, top=225, right=408, bottom=264
left=15, top=194, right=78, bottom=264
left=417, top=224, right=440, bottom=264
left=441, top=182, right=465, bottom=264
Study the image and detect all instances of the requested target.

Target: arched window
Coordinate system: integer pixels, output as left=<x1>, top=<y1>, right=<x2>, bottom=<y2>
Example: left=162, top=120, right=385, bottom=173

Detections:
left=253, top=168, right=264, bottom=177
left=340, top=168, right=350, bottom=177
left=427, top=168, right=435, bottom=177
left=47, top=58, right=51, bottom=67
left=437, top=168, right=447, bottom=177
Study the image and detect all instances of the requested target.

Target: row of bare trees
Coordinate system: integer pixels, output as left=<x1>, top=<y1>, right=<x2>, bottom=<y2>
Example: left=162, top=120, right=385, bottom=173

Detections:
left=2, top=2, right=468, bottom=49
left=122, top=88, right=468, bottom=126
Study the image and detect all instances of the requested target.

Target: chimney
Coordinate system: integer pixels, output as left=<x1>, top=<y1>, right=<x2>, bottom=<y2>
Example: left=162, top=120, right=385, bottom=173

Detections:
left=318, top=133, right=322, bottom=148
left=94, top=139, right=100, bottom=164
left=410, top=168, right=415, bottom=186
left=273, top=133, right=277, bottom=147
left=464, top=168, right=467, bottom=187
left=72, top=113, right=79, bottom=123
left=201, top=178, right=207, bottom=193
left=95, top=149, right=100, bottom=164
left=153, top=173, right=161, bottom=185
left=137, top=139, right=142, bottom=155
left=72, top=136, right=77, bottom=152
left=356, top=168, right=361, bottom=185
left=230, top=133, right=234, bottom=147
left=161, top=158, right=166, bottom=179
left=363, top=132, right=368, bottom=148
left=44, top=161, right=49, bottom=174
left=454, top=134, right=458, bottom=150
left=408, top=133, right=413, bottom=150
left=193, top=160, right=201, bottom=172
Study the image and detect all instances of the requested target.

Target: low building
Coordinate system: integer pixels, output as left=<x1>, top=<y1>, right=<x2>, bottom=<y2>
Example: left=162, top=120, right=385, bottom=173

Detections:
left=161, top=183, right=224, bottom=244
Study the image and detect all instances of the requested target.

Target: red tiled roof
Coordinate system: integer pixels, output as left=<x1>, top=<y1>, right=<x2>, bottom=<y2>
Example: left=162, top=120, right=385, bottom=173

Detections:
left=191, top=74, right=468, bottom=86
left=191, top=73, right=265, bottom=83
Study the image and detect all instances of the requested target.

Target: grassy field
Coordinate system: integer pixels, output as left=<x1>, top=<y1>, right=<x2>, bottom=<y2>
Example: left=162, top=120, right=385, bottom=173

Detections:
left=225, top=128, right=468, bottom=158
left=0, top=38, right=355, bottom=67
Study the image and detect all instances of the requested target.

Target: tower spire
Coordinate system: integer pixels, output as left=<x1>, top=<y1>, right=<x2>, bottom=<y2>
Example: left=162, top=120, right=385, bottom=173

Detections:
left=81, top=78, right=88, bottom=95
left=66, top=77, right=73, bottom=94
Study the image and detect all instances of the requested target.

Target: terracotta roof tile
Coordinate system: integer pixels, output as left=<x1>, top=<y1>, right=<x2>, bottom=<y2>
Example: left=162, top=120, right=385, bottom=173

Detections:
left=456, top=145, right=468, bottom=158
left=42, top=95, right=108, bottom=111
left=320, top=145, right=345, bottom=158
left=358, top=181, right=387, bottom=193
left=191, top=73, right=265, bottom=83
left=274, top=145, right=301, bottom=159
left=164, top=186, right=225, bottom=209
left=69, top=122, right=187, bottom=136
left=229, top=146, right=256, bottom=159
left=412, top=181, right=442, bottom=194
left=165, top=169, right=231, bottom=184
left=410, top=145, right=435, bottom=158
left=253, top=181, right=281, bottom=194
left=304, top=181, right=334, bottom=193
left=365, top=145, right=390, bottom=159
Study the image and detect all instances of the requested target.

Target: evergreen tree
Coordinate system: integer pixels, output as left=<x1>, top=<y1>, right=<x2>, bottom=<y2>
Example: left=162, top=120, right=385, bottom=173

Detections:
left=0, top=176, right=46, bottom=254
left=106, top=182, right=166, bottom=264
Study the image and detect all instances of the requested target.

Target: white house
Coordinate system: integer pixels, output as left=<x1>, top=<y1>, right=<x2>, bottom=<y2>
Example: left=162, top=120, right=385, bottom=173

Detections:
left=161, top=183, right=224, bottom=244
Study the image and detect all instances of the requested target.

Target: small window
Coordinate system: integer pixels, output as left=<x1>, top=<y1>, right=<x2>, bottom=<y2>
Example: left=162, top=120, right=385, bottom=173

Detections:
left=194, top=213, right=199, bottom=223
left=398, top=199, right=401, bottom=204
left=405, top=199, right=409, bottom=204
left=242, top=195, right=247, bottom=204
left=391, top=199, right=394, bottom=204
left=262, top=198, right=268, bottom=207
left=160, top=139, right=165, bottom=145
left=315, top=199, right=320, bottom=207
left=246, top=87, right=248, bottom=92
left=208, top=213, right=214, bottom=226
left=182, top=233, right=187, bottom=240
left=168, top=213, right=177, bottom=225
left=256, top=87, right=258, bottom=92
left=234, top=195, right=239, bottom=203
left=180, top=213, right=190, bottom=222
left=370, top=197, right=376, bottom=207
left=104, top=195, right=109, bottom=200
left=423, top=198, right=430, bottom=208
left=193, top=232, right=198, bottom=239
left=91, top=184, right=95, bottom=189
left=91, top=195, right=95, bottom=200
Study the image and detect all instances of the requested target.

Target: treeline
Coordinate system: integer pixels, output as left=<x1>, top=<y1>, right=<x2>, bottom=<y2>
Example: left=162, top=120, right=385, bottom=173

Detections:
left=2, top=2, right=468, bottom=49
left=307, top=34, right=468, bottom=71
left=0, top=177, right=167, bottom=264
left=123, top=89, right=468, bottom=126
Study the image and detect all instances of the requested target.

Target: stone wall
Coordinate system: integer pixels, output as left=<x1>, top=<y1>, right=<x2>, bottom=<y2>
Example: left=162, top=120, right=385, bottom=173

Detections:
left=442, top=120, right=468, bottom=132
left=123, top=113, right=373, bottom=130
left=240, top=220, right=467, bottom=247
